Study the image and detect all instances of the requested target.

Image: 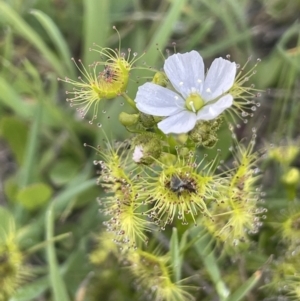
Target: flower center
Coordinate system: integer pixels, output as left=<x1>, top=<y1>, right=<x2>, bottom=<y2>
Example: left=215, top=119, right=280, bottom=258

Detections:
left=185, top=93, right=205, bottom=112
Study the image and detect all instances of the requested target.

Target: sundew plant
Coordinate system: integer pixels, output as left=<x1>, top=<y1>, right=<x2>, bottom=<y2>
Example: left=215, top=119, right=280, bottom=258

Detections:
left=0, top=1, right=300, bottom=301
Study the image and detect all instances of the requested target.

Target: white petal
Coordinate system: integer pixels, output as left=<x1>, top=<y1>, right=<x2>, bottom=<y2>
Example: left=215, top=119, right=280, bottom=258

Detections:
left=135, top=82, right=185, bottom=116
left=196, top=94, right=233, bottom=121
left=202, top=58, right=236, bottom=101
left=158, top=110, right=197, bottom=134
left=132, top=145, right=143, bottom=163
left=164, top=51, right=204, bottom=98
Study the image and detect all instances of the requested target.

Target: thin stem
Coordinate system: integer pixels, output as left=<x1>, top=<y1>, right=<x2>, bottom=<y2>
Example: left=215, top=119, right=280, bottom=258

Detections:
left=122, top=92, right=137, bottom=110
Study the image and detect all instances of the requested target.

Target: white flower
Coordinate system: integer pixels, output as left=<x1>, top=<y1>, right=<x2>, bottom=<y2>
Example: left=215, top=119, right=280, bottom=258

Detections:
left=135, top=51, right=236, bottom=134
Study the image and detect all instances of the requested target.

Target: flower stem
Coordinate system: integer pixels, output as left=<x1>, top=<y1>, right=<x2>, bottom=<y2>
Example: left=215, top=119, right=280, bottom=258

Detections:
left=122, top=92, right=137, bottom=110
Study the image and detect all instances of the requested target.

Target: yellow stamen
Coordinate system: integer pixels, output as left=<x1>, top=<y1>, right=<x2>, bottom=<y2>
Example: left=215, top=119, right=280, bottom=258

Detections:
left=185, top=93, right=205, bottom=112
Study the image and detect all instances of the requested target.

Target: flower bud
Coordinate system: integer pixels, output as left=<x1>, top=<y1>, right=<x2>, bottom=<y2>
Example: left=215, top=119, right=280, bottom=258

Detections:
left=159, top=152, right=176, bottom=165
left=281, top=168, right=300, bottom=186
left=139, top=112, right=156, bottom=128
left=119, top=112, right=139, bottom=126
left=269, top=145, right=299, bottom=166
left=152, top=71, right=168, bottom=87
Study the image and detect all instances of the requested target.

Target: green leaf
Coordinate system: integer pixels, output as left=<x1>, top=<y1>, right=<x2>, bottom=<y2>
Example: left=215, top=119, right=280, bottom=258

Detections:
left=226, top=271, right=262, bottom=301
left=16, top=170, right=95, bottom=249
left=170, top=227, right=181, bottom=282
left=0, top=116, right=28, bottom=165
left=46, top=203, right=71, bottom=301
left=49, top=159, right=79, bottom=186
left=4, top=175, right=19, bottom=203
left=16, top=183, right=53, bottom=210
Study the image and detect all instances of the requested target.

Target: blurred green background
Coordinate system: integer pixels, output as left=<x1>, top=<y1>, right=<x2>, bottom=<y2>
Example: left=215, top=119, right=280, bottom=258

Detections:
left=0, top=0, right=299, bottom=300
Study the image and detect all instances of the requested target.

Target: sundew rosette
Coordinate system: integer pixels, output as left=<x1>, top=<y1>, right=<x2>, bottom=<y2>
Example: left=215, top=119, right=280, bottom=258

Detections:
left=265, top=254, right=300, bottom=301
left=202, top=134, right=265, bottom=246
left=59, top=28, right=144, bottom=122
left=128, top=249, right=194, bottom=301
left=138, top=151, right=224, bottom=227
left=275, top=203, right=300, bottom=251
left=0, top=229, right=27, bottom=300
left=95, top=141, right=150, bottom=248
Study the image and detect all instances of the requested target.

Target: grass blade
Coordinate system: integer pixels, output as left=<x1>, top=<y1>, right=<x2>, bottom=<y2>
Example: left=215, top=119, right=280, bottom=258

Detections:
left=0, top=78, right=32, bottom=118
left=226, top=271, right=262, bottom=301
left=10, top=276, right=49, bottom=301
left=170, top=227, right=181, bottom=282
left=46, top=203, right=71, bottom=301
left=18, top=101, right=43, bottom=188
left=30, top=9, right=75, bottom=77
left=191, top=229, right=230, bottom=301
left=83, top=0, right=110, bottom=63
left=0, top=2, right=64, bottom=76
left=144, top=0, right=188, bottom=66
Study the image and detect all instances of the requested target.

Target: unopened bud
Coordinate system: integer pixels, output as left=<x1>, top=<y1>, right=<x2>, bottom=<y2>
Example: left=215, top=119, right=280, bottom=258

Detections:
left=269, top=145, right=299, bottom=166
left=139, top=112, right=156, bottom=128
left=159, top=153, right=176, bottom=165
left=152, top=71, right=168, bottom=87
left=119, top=112, right=139, bottom=126
left=281, top=168, right=300, bottom=186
